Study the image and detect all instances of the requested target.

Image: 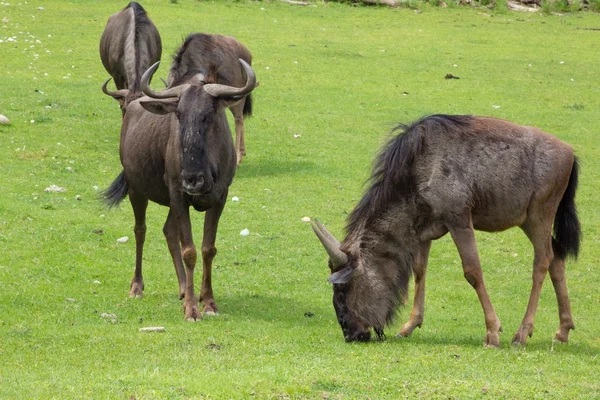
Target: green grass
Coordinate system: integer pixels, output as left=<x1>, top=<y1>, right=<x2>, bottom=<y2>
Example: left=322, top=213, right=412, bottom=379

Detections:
left=1, top=1, right=599, bottom=398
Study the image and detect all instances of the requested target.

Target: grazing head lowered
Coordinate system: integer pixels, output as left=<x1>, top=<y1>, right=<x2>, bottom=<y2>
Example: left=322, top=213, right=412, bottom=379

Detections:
left=102, top=58, right=256, bottom=320
left=314, top=115, right=580, bottom=347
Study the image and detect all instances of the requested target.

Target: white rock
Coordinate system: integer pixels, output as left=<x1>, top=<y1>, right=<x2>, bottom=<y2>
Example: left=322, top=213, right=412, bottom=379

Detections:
left=231, top=196, right=239, bottom=202
left=240, top=229, right=250, bottom=236
left=139, top=327, right=165, bottom=333
left=44, top=184, right=66, bottom=192
left=301, top=217, right=311, bottom=222
left=0, top=114, right=10, bottom=125
left=492, top=105, right=501, bottom=109
left=116, top=236, right=129, bottom=243
left=293, top=134, right=301, bottom=138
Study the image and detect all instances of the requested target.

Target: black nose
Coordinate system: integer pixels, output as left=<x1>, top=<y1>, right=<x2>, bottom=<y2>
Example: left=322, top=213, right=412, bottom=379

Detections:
left=181, top=171, right=206, bottom=193
left=345, top=330, right=371, bottom=343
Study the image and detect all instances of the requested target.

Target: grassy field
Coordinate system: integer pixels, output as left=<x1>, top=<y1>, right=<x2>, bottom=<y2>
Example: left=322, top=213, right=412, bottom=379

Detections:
left=1, top=0, right=599, bottom=398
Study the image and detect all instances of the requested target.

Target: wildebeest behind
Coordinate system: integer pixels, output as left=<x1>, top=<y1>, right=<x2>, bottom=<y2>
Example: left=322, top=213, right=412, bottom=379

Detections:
left=313, top=115, right=580, bottom=347
left=167, top=33, right=254, bottom=166
left=100, top=2, right=162, bottom=113
left=103, top=58, right=256, bottom=320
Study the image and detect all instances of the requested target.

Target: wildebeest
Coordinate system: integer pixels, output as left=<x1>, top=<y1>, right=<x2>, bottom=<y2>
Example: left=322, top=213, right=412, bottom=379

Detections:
left=167, top=33, right=254, bottom=166
left=103, top=56, right=256, bottom=319
left=313, top=114, right=580, bottom=347
left=100, top=2, right=162, bottom=113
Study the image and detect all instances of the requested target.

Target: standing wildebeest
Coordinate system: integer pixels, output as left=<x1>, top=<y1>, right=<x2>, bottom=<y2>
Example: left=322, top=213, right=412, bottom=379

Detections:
left=167, top=33, right=254, bottom=166
left=100, top=2, right=162, bottom=113
left=103, top=57, right=256, bottom=319
left=313, top=114, right=580, bottom=347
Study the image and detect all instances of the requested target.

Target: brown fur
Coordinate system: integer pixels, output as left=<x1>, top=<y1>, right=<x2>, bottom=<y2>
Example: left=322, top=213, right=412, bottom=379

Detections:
left=99, top=2, right=162, bottom=113
left=102, top=56, right=258, bottom=320
left=168, top=33, right=254, bottom=166
left=316, top=114, right=580, bottom=346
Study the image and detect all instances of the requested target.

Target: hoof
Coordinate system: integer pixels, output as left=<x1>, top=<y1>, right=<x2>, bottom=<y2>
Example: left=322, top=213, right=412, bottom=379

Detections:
left=184, top=305, right=202, bottom=321
left=129, top=293, right=143, bottom=299
left=203, top=310, right=218, bottom=316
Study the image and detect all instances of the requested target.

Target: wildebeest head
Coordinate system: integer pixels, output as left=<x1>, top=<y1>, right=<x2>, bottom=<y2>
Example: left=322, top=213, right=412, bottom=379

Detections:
left=138, top=59, right=255, bottom=195
left=313, top=220, right=392, bottom=343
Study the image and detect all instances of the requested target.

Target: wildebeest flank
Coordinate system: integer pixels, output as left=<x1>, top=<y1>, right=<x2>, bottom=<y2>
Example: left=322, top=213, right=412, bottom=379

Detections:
left=314, top=114, right=580, bottom=347
left=103, top=56, right=256, bottom=320
left=100, top=2, right=162, bottom=113
left=168, top=33, right=254, bottom=166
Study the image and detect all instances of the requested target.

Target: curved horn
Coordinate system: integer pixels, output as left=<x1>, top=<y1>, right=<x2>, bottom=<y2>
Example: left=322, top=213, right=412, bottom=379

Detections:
left=203, top=58, right=256, bottom=98
left=101, top=78, right=128, bottom=98
left=312, top=220, right=348, bottom=268
left=141, top=61, right=184, bottom=99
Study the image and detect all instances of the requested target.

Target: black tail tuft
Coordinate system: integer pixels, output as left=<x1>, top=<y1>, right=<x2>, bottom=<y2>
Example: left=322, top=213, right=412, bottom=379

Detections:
left=243, top=94, right=253, bottom=118
left=101, top=170, right=128, bottom=208
left=553, top=157, right=581, bottom=259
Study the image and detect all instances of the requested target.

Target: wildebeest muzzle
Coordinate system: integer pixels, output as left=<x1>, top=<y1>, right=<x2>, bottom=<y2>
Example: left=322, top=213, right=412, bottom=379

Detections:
left=181, top=170, right=212, bottom=195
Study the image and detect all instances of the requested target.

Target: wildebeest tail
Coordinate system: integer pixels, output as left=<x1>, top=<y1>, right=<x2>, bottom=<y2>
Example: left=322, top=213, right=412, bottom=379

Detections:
left=243, top=94, right=253, bottom=117
left=102, top=170, right=129, bottom=208
left=553, top=157, right=581, bottom=259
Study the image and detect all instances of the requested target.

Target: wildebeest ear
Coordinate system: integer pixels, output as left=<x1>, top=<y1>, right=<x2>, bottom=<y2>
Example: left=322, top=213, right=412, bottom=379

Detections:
left=139, top=99, right=178, bottom=115
left=328, top=266, right=354, bottom=285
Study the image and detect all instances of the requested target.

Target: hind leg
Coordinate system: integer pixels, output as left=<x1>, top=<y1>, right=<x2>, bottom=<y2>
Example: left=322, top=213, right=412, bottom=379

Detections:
left=513, top=217, right=554, bottom=345
left=229, top=102, right=245, bottom=166
left=397, top=240, right=431, bottom=338
left=129, top=191, right=148, bottom=298
left=548, top=241, right=575, bottom=342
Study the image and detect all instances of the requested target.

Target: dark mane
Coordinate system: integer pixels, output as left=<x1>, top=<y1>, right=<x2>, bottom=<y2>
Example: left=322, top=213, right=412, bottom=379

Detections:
left=346, top=114, right=474, bottom=234
left=171, top=33, right=196, bottom=73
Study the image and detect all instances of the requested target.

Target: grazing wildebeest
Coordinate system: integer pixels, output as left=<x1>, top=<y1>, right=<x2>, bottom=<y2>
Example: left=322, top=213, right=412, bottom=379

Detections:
left=103, top=57, right=256, bottom=320
left=167, top=33, right=254, bottom=166
left=313, top=114, right=580, bottom=347
left=99, top=2, right=162, bottom=113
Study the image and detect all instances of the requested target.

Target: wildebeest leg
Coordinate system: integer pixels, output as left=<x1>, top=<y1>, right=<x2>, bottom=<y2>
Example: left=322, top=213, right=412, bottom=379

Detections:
left=129, top=191, right=148, bottom=298
left=199, top=196, right=226, bottom=315
left=174, top=206, right=201, bottom=321
left=398, top=240, right=432, bottom=338
left=229, top=102, right=245, bottom=167
left=548, top=244, right=575, bottom=342
left=163, top=209, right=186, bottom=300
left=449, top=220, right=502, bottom=347
left=513, top=219, right=554, bottom=345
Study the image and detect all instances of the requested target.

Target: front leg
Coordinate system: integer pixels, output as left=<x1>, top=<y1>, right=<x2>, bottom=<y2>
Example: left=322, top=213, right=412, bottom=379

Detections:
left=449, top=219, right=502, bottom=348
left=171, top=203, right=201, bottom=321
left=199, top=194, right=227, bottom=315
left=398, top=240, right=431, bottom=338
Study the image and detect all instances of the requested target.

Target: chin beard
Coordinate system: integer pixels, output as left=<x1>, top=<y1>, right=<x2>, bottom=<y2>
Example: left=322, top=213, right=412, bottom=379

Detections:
left=374, top=327, right=386, bottom=341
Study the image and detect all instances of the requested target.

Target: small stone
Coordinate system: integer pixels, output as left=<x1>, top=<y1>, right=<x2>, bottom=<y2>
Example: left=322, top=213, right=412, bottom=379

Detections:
left=0, top=114, right=10, bottom=125
left=301, top=217, right=311, bottom=222
left=240, top=228, right=250, bottom=236
left=44, top=184, right=66, bottom=192
left=231, top=196, right=239, bottom=202
left=139, top=326, right=165, bottom=333
left=116, top=236, right=129, bottom=243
